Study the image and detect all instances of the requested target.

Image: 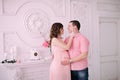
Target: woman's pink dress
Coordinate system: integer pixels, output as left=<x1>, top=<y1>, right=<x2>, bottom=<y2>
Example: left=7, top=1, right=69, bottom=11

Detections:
left=50, top=43, right=71, bottom=80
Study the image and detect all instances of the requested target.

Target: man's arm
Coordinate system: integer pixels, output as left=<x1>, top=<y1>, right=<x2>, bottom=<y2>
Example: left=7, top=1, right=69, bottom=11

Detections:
left=70, top=52, right=88, bottom=63
left=61, top=36, right=89, bottom=65
left=61, top=52, right=88, bottom=65
left=71, top=36, right=89, bottom=63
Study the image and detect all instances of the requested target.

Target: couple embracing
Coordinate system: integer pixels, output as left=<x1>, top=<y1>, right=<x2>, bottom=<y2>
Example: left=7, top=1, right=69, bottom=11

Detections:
left=49, top=20, right=89, bottom=80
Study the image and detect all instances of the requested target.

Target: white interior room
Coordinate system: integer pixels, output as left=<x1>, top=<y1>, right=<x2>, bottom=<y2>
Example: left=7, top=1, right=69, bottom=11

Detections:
left=0, top=0, right=120, bottom=80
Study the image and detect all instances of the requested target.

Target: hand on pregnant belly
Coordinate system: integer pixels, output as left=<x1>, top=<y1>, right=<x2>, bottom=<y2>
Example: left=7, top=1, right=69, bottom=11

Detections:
left=61, top=57, right=70, bottom=66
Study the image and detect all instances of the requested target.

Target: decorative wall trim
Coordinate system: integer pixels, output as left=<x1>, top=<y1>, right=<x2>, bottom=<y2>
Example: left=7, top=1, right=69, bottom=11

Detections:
left=0, top=0, right=3, bottom=15
left=97, top=3, right=120, bottom=12
left=70, top=1, right=92, bottom=57
left=99, top=17, right=120, bottom=80
left=70, top=1, right=90, bottom=37
left=24, top=9, right=50, bottom=34
left=97, top=0, right=120, bottom=12
left=71, top=0, right=89, bottom=2
left=97, top=0, right=120, bottom=5
left=14, top=2, right=55, bottom=48
left=100, top=56, right=119, bottom=63
left=4, top=32, right=19, bottom=58
left=99, top=17, right=119, bottom=57
left=0, top=32, right=4, bottom=53
left=3, top=31, right=51, bottom=59
left=55, top=0, right=66, bottom=17
left=100, top=61, right=119, bottom=80
left=99, top=17, right=119, bottom=23
left=2, top=0, right=65, bottom=17
left=3, top=32, right=41, bottom=50
left=0, top=32, right=4, bottom=61
left=16, top=1, right=55, bottom=16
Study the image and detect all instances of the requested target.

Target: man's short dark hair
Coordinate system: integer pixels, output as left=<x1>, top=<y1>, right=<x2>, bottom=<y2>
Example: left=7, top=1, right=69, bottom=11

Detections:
left=70, top=20, right=81, bottom=30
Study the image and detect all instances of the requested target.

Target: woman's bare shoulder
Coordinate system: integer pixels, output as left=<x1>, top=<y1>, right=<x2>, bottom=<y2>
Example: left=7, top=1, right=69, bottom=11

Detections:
left=52, top=38, right=58, bottom=43
left=52, top=38, right=57, bottom=41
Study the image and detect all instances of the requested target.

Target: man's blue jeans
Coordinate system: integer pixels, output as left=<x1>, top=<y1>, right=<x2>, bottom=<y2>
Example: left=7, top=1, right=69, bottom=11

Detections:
left=71, top=68, right=89, bottom=80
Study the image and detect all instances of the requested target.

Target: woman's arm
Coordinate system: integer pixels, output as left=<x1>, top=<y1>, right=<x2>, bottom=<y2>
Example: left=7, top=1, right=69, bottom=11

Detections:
left=52, top=36, right=74, bottom=50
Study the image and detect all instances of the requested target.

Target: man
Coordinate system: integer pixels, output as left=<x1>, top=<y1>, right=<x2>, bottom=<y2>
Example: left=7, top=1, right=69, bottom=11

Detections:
left=61, top=20, right=89, bottom=80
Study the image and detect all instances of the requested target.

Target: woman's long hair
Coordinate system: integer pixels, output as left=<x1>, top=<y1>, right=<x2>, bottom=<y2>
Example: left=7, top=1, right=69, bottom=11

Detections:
left=50, top=23, right=63, bottom=46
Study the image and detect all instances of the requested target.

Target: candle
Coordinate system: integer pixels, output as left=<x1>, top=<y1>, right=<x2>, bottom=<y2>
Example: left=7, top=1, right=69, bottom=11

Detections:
left=10, top=46, right=17, bottom=60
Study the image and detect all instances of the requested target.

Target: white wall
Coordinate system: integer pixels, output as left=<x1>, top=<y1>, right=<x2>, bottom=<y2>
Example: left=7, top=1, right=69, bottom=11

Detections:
left=0, top=0, right=120, bottom=80
left=97, top=0, right=120, bottom=80
left=0, top=0, right=70, bottom=61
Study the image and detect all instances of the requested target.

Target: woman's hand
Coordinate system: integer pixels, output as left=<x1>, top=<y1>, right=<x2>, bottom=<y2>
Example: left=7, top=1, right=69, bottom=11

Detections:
left=70, top=32, right=75, bottom=38
left=61, top=58, right=70, bottom=66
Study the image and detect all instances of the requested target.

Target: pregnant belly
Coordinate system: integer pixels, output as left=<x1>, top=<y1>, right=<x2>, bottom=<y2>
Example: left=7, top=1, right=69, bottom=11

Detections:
left=50, top=60, right=70, bottom=70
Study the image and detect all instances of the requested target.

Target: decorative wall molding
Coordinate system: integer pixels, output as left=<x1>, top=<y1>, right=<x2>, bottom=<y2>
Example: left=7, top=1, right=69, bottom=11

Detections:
left=3, top=32, right=32, bottom=60
left=3, top=32, right=51, bottom=62
left=97, top=0, right=120, bottom=4
left=99, top=17, right=119, bottom=23
left=70, top=1, right=92, bottom=58
left=99, top=17, right=120, bottom=80
left=100, top=61, right=118, bottom=80
left=25, top=9, right=50, bottom=35
left=70, top=1, right=93, bottom=80
left=15, top=1, right=55, bottom=47
left=0, top=0, right=3, bottom=15
left=0, top=1, right=54, bottom=65
left=71, top=0, right=89, bottom=2
left=16, top=1, right=54, bottom=17
left=2, top=0, right=66, bottom=16
left=2, top=0, right=23, bottom=15
left=0, top=32, right=4, bottom=53
left=0, top=32, right=4, bottom=61
left=97, top=0, right=120, bottom=12
left=99, top=17, right=119, bottom=57
left=97, top=3, right=120, bottom=12
left=100, top=56, right=119, bottom=63
left=3, top=32, right=23, bottom=60
left=55, top=0, right=65, bottom=17
left=70, top=1, right=90, bottom=37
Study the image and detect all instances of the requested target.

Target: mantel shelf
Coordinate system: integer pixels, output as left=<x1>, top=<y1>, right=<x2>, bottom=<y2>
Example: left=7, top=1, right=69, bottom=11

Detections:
left=0, top=59, right=51, bottom=68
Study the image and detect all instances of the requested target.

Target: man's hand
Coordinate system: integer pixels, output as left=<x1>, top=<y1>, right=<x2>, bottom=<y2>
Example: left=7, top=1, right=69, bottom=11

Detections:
left=61, top=59, right=70, bottom=66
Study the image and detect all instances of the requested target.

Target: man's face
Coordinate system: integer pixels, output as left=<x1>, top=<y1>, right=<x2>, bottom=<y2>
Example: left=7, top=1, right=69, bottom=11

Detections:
left=67, top=22, right=74, bottom=33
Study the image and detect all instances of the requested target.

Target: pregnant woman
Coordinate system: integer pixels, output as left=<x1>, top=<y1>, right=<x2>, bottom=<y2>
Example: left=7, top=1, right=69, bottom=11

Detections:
left=49, top=22, right=74, bottom=80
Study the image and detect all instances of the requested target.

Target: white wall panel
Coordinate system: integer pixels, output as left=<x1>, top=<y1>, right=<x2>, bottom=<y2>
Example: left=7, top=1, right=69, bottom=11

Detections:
left=0, top=32, right=4, bottom=61
left=101, top=61, right=118, bottom=80
left=0, top=0, right=3, bottom=15
left=99, top=16, right=120, bottom=80
left=100, top=20, right=118, bottom=56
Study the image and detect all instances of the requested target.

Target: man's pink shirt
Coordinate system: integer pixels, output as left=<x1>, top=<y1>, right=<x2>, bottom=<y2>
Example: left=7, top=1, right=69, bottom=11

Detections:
left=65, top=33, right=89, bottom=70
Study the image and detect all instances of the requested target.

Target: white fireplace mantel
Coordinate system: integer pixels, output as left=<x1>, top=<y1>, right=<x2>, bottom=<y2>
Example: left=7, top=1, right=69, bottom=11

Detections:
left=0, top=59, right=51, bottom=80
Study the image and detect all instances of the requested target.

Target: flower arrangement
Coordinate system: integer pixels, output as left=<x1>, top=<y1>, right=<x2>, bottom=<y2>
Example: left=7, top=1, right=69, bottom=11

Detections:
left=42, top=41, right=50, bottom=48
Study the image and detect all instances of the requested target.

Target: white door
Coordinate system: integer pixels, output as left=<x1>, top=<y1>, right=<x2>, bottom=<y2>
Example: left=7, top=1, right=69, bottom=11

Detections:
left=99, top=17, right=120, bottom=80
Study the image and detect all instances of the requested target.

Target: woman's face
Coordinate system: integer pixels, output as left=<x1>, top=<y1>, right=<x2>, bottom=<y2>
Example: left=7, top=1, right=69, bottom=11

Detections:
left=60, top=28, right=64, bottom=35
